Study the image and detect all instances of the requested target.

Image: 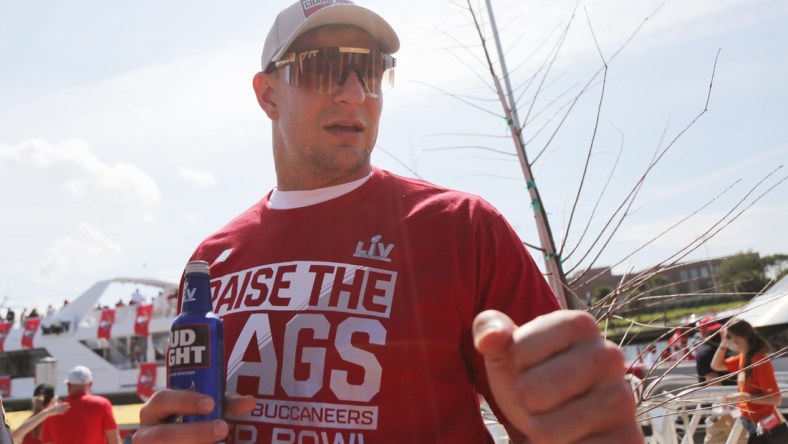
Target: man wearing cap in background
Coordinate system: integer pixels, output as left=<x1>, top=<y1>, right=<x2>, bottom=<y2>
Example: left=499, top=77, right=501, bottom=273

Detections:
left=696, top=316, right=735, bottom=386
left=133, top=1, right=641, bottom=443
left=695, top=317, right=742, bottom=444
left=41, top=365, right=120, bottom=444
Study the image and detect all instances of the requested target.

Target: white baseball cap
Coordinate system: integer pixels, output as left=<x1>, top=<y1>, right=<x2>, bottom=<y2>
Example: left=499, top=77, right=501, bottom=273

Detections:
left=65, top=365, right=93, bottom=385
left=262, top=0, right=400, bottom=70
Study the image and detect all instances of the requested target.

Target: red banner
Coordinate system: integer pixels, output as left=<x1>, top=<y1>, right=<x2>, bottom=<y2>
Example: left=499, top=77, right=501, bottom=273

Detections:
left=134, top=304, right=153, bottom=336
left=0, top=321, right=10, bottom=352
left=21, top=317, right=40, bottom=349
left=136, top=362, right=157, bottom=401
left=0, top=376, right=10, bottom=398
left=97, top=309, right=115, bottom=340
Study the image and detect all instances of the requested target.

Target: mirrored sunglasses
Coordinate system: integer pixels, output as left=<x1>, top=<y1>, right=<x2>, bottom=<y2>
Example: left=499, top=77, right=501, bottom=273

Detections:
left=273, top=47, right=396, bottom=97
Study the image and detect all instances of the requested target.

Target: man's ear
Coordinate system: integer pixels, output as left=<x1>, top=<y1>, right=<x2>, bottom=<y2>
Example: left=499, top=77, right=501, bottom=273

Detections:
left=253, top=71, right=279, bottom=120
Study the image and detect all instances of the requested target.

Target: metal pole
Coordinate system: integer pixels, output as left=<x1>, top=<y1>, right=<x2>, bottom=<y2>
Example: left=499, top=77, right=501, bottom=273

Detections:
left=484, top=0, right=571, bottom=308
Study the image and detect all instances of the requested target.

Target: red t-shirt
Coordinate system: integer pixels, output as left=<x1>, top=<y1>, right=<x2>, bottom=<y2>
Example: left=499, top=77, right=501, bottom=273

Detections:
left=185, top=168, right=560, bottom=443
left=22, top=431, right=41, bottom=444
left=40, top=393, right=117, bottom=444
left=724, top=352, right=780, bottom=421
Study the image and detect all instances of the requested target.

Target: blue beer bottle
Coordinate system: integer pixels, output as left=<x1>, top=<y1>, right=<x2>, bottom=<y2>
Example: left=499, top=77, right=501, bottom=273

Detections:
left=167, top=260, right=225, bottom=423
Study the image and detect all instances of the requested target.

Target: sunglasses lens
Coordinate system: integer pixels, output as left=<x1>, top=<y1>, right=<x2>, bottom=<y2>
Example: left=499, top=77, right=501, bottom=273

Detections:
left=284, top=48, right=395, bottom=96
left=380, top=66, right=395, bottom=94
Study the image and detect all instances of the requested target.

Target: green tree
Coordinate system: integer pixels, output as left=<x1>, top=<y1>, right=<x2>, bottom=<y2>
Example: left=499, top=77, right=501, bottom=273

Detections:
left=627, top=274, right=673, bottom=311
left=717, top=252, right=774, bottom=296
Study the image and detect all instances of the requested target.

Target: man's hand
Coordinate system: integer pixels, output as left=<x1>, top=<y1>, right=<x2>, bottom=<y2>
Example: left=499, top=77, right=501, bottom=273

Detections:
left=473, top=310, right=642, bottom=444
left=132, top=390, right=256, bottom=444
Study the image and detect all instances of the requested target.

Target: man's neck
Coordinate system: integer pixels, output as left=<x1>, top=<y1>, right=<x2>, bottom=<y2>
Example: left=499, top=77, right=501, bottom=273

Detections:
left=68, top=388, right=89, bottom=397
left=276, top=165, right=372, bottom=191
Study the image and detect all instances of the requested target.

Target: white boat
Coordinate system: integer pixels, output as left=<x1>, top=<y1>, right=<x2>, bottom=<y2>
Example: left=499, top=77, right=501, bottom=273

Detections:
left=0, top=277, right=178, bottom=409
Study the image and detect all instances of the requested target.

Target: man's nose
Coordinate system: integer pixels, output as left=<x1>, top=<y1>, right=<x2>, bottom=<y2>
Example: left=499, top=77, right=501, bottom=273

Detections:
left=334, top=69, right=368, bottom=104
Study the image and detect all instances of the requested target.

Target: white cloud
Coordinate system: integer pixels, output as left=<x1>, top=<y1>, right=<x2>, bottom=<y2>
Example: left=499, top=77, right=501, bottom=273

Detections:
left=177, top=166, right=217, bottom=188
left=33, top=224, right=122, bottom=282
left=0, top=138, right=161, bottom=224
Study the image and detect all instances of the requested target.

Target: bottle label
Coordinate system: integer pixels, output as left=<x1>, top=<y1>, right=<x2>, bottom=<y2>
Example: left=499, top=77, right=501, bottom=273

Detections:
left=168, top=324, right=211, bottom=370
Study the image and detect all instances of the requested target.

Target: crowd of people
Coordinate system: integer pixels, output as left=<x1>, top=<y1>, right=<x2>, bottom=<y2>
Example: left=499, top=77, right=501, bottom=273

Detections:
left=89, top=289, right=176, bottom=317
left=639, top=315, right=733, bottom=367
left=4, top=307, right=39, bottom=327
left=2, top=304, right=61, bottom=329
left=2, top=288, right=167, bottom=330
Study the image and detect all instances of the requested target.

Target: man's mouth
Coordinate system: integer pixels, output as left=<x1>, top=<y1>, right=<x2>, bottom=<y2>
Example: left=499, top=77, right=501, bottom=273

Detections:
left=325, top=121, right=365, bottom=133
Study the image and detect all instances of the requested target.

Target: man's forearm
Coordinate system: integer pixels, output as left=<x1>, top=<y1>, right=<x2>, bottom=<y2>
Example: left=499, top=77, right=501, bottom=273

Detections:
left=710, top=346, right=727, bottom=372
left=106, top=429, right=121, bottom=444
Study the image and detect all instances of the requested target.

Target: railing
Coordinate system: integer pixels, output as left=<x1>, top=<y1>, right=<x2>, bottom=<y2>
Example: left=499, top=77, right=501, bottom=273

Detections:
left=637, top=372, right=788, bottom=443
left=82, top=297, right=178, bottom=327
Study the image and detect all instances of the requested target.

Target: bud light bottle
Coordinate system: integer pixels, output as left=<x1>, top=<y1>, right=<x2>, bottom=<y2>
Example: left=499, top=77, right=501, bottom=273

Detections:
left=168, top=260, right=225, bottom=423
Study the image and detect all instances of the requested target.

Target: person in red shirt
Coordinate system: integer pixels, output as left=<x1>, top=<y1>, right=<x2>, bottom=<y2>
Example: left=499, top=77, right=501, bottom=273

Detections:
left=40, top=366, right=120, bottom=444
left=711, top=320, right=784, bottom=440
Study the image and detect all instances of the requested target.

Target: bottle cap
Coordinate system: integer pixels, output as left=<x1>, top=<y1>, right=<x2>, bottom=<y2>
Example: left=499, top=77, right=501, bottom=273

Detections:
left=184, top=260, right=210, bottom=276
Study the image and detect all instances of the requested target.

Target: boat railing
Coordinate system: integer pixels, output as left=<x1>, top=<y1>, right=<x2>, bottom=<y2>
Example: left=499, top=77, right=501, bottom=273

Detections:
left=82, top=297, right=178, bottom=328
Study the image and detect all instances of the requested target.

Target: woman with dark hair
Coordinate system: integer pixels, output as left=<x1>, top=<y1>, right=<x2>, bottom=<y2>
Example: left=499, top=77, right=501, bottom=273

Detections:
left=10, top=384, right=68, bottom=444
left=711, top=319, right=786, bottom=442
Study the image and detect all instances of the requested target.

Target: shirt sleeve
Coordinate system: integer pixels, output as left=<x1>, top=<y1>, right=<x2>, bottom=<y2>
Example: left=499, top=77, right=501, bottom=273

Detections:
left=465, top=210, right=560, bottom=428
left=724, top=355, right=740, bottom=373
left=103, top=400, right=118, bottom=430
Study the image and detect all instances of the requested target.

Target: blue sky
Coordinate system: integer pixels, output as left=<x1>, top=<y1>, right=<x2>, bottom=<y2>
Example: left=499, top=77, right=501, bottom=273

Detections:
left=1, top=0, right=786, bottom=312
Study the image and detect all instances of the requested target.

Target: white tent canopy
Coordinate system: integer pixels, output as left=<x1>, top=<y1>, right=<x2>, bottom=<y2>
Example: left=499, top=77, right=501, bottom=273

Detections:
left=731, top=274, right=788, bottom=327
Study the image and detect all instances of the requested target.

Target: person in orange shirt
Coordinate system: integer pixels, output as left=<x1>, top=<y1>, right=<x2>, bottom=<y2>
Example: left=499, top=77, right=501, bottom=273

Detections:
left=711, top=319, right=785, bottom=441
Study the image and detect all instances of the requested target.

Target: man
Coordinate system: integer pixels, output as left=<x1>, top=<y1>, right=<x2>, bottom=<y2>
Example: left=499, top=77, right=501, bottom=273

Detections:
left=131, top=289, right=143, bottom=306
left=133, top=1, right=641, bottom=443
left=695, top=317, right=734, bottom=386
left=694, top=317, right=741, bottom=444
left=41, top=365, right=120, bottom=444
